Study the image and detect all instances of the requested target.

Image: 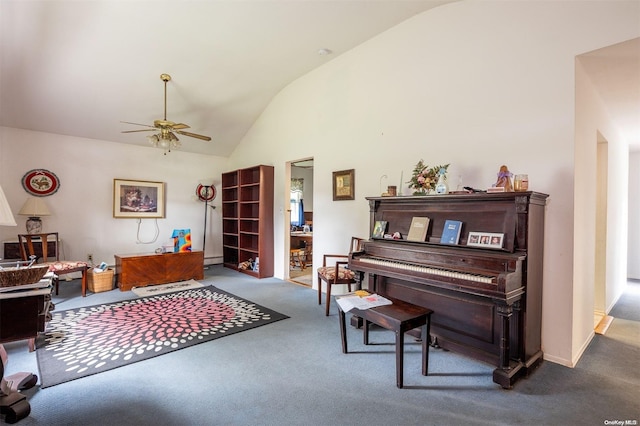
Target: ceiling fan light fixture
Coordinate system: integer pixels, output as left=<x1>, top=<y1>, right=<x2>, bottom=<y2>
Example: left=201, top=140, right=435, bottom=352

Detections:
left=148, top=132, right=180, bottom=154
left=123, top=73, right=211, bottom=153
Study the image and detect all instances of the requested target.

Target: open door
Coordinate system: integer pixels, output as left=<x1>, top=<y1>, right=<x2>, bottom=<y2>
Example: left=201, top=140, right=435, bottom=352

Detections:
left=286, top=158, right=314, bottom=286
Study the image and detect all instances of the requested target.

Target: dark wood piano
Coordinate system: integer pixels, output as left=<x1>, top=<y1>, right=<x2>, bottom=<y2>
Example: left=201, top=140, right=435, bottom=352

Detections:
left=349, top=191, right=548, bottom=389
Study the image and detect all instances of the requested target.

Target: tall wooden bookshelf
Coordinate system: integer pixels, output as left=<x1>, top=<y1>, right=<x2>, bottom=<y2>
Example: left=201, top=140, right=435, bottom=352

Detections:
left=221, top=165, right=274, bottom=278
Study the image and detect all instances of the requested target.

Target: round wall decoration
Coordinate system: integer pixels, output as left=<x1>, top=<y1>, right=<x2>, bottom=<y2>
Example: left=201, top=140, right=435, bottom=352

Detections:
left=196, top=184, right=216, bottom=202
left=22, top=169, right=60, bottom=196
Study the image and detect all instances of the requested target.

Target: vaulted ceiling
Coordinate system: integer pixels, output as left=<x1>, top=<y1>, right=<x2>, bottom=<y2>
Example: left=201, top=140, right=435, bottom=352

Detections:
left=1, top=1, right=638, bottom=156
left=578, top=37, right=640, bottom=150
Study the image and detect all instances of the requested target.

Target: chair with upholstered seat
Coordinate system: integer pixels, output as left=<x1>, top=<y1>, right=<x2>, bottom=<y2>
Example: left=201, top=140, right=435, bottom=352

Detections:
left=18, top=232, right=89, bottom=297
left=290, top=248, right=306, bottom=270
left=317, top=237, right=364, bottom=316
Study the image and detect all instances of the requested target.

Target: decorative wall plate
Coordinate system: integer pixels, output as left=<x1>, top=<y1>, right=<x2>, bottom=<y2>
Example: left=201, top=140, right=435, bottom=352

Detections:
left=196, top=184, right=216, bottom=202
left=22, top=169, right=60, bottom=196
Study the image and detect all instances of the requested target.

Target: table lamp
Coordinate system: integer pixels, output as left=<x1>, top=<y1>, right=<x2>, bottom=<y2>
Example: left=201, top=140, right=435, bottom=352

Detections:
left=18, top=197, right=50, bottom=234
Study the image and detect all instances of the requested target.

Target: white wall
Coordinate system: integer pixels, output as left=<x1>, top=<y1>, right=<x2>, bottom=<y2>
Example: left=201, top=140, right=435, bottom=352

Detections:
left=629, top=151, right=640, bottom=279
left=0, top=127, right=228, bottom=266
left=228, top=0, right=640, bottom=367
left=575, top=56, right=630, bottom=364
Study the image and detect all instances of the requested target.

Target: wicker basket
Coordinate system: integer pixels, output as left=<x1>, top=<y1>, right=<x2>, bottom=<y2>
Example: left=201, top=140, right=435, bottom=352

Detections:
left=87, top=268, right=114, bottom=293
left=0, top=264, right=49, bottom=287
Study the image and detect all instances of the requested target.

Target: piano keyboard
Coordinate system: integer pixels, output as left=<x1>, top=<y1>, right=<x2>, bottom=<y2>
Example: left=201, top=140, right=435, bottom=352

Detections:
left=357, top=257, right=495, bottom=284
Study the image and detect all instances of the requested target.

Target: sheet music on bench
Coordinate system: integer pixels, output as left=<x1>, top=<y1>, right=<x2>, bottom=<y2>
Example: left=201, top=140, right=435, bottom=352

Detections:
left=348, top=191, right=548, bottom=389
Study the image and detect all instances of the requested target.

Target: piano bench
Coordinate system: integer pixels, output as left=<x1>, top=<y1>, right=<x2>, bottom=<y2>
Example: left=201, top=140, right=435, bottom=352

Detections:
left=338, top=298, right=433, bottom=388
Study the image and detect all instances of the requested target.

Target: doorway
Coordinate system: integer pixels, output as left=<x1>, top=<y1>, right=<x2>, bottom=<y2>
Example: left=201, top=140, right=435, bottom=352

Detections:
left=286, top=158, right=314, bottom=286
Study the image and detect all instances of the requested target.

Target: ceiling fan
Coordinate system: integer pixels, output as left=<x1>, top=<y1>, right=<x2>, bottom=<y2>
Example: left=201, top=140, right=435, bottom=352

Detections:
left=122, top=73, right=211, bottom=153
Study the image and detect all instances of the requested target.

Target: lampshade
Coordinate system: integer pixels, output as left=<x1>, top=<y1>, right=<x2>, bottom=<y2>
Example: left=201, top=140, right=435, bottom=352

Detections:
left=0, top=184, right=17, bottom=226
left=19, top=197, right=51, bottom=217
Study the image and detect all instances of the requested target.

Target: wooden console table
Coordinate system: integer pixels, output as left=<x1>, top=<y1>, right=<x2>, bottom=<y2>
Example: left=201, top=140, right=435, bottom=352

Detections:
left=114, top=251, right=204, bottom=291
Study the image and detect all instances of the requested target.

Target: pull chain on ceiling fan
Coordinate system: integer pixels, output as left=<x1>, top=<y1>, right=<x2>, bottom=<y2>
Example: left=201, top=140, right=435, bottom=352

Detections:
left=121, top=73, right=212, bottom=154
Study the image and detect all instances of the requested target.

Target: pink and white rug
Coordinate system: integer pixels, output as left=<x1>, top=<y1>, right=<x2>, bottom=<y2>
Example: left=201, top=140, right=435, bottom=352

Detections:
left=36, top=286, right=288, bottom=387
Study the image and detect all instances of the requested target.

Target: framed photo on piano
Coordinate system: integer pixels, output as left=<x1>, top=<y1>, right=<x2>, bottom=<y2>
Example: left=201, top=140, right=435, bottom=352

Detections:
left=372, top=220, right=388, bottom=239
left=467, top=231, right=504, bottom=249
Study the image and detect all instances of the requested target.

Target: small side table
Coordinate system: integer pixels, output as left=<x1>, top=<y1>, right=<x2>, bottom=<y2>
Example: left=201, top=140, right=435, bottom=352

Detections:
left=1, top=279, right=53, bottom=423
left=338, top=297, right=433, bottom=388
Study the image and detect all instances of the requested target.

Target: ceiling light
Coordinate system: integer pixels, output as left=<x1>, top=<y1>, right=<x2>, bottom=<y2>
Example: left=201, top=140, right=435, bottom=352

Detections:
left=317, top=48, right=332, bottom=56
left=148, top=131, right=181, bottom=155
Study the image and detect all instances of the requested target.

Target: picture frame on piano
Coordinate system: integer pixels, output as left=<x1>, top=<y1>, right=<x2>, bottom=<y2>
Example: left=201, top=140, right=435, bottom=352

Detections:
left=372, top=220, right=388, bottom=238
left=467, top=231, right=504, bottom=249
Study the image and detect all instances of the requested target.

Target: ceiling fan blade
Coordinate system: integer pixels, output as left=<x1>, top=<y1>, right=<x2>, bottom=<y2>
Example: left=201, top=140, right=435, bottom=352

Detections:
left=122, top=129, right=157, bottom=133
left=171, top=123, right=190, bottom=130
left=121, top=121, right=156, bottom=129
left=176, top=130, right=212, bottom=141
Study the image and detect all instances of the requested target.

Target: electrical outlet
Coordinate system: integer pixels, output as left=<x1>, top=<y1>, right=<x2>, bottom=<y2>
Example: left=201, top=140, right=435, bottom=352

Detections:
left=87, top=254, right=93, bottom=263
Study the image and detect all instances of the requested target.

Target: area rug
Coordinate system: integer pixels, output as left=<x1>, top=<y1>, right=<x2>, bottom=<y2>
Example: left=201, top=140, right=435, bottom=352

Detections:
left=36, top=285, right=288, bottom=388
left=131, top=279, right=203, bottom=297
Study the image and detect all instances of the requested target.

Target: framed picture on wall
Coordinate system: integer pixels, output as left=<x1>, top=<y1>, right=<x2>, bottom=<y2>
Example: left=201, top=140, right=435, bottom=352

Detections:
left=332, top=169, right=355, bottom=201
left=113, top=179, right=165, bottom=218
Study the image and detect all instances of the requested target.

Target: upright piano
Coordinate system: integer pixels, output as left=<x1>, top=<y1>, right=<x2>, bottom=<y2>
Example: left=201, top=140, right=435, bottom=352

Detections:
left=349, top=192, right=548, bottom=389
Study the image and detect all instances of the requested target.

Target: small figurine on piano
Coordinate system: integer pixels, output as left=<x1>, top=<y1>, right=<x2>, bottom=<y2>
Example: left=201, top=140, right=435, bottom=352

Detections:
left=490, top=165, right=513, bottom=192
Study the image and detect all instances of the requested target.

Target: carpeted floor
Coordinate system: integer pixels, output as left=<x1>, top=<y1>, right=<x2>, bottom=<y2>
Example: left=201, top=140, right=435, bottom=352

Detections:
left=36, top=285, right=288, bottom=387
left=3, top=268, right=638, bottom=425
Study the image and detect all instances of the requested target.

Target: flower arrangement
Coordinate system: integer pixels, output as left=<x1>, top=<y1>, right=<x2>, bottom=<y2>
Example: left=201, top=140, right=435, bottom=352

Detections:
left=407, top=160, right=450, bottom=195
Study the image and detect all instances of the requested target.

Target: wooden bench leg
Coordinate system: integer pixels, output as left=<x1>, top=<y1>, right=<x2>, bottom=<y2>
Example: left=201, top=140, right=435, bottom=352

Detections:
left=395, top=330, right=404, bottom=388
left=422, top=313, right=432, bottom=376
left=338, top=309, right=348, bottom=354
left=363, top=320, right=369, bottom=345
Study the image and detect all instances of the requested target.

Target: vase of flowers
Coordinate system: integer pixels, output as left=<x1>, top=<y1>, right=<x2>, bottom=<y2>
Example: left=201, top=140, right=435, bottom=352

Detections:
left=407, top=160, right=450, bottom=195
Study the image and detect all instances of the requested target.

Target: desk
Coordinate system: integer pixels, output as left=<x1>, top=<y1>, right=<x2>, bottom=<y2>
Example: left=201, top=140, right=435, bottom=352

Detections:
left=290, top=232, right=312, bottom=249
left=115, top=251, right=204, bottom=291
left=3, top=239, right=58, bottom=261
left=290, top=232, right=312, bottom=269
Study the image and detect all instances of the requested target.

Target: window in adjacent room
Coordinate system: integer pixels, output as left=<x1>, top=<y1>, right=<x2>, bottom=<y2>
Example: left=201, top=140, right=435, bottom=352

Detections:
left=290, top=178, right=304, bottom=227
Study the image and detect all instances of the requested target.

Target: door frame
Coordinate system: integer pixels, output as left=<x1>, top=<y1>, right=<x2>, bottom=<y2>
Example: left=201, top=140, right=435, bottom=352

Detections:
left=284, top=157, right=314, bottom=281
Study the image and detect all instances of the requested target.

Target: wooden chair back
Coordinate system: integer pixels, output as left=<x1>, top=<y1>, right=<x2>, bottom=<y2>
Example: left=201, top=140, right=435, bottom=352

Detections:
left=317, top=236, right=365, bottom=315
left=17, top=232, right=60, bottom=263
